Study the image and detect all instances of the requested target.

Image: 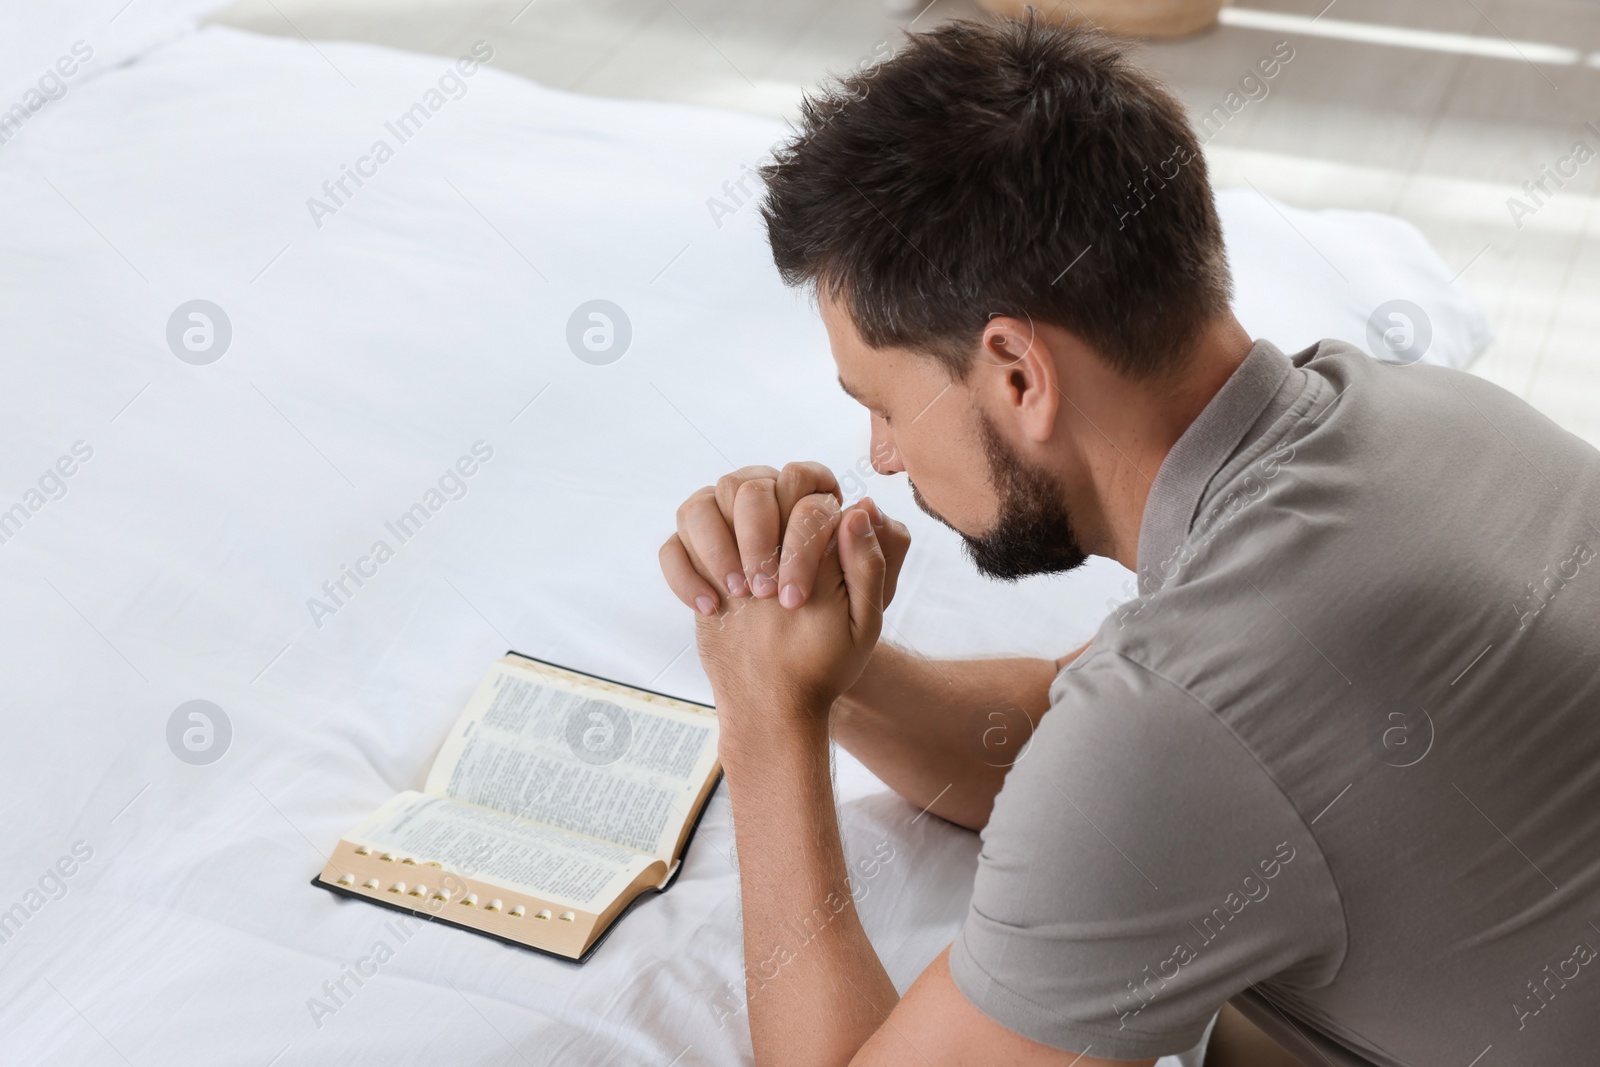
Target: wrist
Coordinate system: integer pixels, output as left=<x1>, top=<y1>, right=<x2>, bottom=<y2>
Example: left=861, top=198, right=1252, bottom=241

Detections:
left=717, top=699, right=830, bottom=776
left=841, top=640, right=899, bottom=699
left=832, top=642, right=902, bottom=727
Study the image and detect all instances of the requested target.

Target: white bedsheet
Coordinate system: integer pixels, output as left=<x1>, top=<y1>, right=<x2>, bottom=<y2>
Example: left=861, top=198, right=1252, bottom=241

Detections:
left=0, top=23, right=1488, bottom=1066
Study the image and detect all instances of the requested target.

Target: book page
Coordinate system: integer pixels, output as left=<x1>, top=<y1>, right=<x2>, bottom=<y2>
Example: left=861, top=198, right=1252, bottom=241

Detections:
left=425, top=659, right=719, bottom=860
left=344, top=791, right=655, bottom=910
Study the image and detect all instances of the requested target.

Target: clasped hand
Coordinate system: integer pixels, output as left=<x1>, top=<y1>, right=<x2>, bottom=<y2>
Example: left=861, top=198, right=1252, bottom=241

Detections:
left=659, top=462, right=910, bottom=748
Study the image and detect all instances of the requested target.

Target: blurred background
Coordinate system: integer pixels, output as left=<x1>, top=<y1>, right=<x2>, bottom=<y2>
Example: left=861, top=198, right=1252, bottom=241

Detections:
left=210, top=0, right=1600, bottom=447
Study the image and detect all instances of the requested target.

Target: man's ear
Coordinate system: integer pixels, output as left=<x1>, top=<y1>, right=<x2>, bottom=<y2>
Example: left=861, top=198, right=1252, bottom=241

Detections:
left=978, top=314, right=1061, bottom=444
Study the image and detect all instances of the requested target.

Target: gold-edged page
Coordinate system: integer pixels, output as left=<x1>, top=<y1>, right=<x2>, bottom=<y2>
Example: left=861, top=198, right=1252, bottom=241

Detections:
left=424, top=657, right=719, bottom=862
left=343, top=791, right=656, bottom=912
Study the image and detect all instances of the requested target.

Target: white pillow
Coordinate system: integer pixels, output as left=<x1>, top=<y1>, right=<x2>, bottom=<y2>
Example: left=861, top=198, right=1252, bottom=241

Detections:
left=0, top=0, right=226, bottom=122
left=1221, top=188, right=1490, bottom=370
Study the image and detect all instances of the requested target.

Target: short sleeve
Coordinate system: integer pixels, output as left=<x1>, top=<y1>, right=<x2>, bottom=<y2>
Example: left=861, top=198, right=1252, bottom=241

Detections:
left=948, top=650, right=1346, bottom=1061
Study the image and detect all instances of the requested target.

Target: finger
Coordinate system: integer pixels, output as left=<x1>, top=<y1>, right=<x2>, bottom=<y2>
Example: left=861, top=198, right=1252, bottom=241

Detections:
left=775, top=461, right=842, bottom=526
left=859, top=496, right=911, bottom=607
left=838, top=505, right=887, bottom=643
left=776, top=492, right=843, bottom=608
left=677, top=487, right=748, bottom=598
left=714, top=465, right=782, bottom=522
left=879, top=515, right=911, bottom=606
left=659, top=535, right=720, bottom=616
left=734, top=478, right=782, bottom=597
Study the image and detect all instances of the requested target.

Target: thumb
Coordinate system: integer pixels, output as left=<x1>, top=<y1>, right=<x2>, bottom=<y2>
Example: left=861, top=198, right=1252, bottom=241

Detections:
left=859, top=497, right=910, bottom=607
left=839, top=505, right=886, bottom=643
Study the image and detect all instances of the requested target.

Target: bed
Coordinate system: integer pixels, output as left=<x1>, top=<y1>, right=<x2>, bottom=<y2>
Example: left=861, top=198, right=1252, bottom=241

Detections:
left=0, top=10, right=1489, bottom=1065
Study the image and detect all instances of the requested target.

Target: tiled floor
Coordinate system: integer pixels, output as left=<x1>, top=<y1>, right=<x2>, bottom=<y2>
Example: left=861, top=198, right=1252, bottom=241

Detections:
left=210, top=0, right=1600, bottom=444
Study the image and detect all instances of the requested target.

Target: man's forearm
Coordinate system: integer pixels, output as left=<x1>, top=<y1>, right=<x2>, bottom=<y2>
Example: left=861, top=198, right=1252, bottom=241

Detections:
left=723, top=716, right=900, bottom=1067
left=830, top=642, right=1081, bottom=830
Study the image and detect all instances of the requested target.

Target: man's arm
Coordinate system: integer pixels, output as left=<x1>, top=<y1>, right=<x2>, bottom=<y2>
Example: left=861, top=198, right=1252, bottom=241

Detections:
left=831, top=641, right=1088, bottom=831
left=687, top=502, right=1151, bottom=1067
left=721, top=705, right=1154, bottom=1067
left=719, top=711, right=897, bottom=1065
left=853, top=949, right=1154, bottom=1067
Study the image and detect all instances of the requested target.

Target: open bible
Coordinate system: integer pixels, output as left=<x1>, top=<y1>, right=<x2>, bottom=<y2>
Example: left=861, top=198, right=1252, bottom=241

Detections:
left=313, top=652, right=720, bottom=961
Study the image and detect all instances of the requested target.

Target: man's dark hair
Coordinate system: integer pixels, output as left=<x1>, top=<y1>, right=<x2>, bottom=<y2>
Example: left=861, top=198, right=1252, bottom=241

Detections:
left=759, top=14, right=1231, bottom=380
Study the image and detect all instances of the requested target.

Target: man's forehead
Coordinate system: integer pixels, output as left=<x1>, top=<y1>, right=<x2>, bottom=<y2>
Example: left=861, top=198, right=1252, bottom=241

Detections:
left=818, top=288, right=871, bottom=349
left=823, top=298, right=878, bottom=404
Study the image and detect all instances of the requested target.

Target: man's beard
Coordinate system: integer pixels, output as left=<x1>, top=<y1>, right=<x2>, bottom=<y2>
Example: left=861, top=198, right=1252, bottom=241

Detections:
left=909, top=414, right=1087, bottom=581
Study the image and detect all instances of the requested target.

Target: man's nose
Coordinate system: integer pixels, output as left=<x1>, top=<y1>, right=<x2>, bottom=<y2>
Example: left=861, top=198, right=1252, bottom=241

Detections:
left=869, top=421, right=904, bottom=476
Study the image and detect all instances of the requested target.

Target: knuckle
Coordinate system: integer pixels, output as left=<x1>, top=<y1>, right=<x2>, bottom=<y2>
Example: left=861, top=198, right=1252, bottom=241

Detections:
left=680, top=487, right=714, bottom=518
left=738, top=477, right=777, bottom=503
left=815, top=463, right=841, bottom=491
left=779, top=460, right=819, bottom=486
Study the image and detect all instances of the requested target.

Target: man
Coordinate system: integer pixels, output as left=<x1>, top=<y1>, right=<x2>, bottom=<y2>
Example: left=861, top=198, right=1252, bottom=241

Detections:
left=657, top=15, right=1600, bottom=1067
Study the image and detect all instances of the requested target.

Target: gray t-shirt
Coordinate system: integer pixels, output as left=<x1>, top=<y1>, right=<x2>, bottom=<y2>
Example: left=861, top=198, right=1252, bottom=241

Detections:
left=949, top=338, right=1600, bottom=1066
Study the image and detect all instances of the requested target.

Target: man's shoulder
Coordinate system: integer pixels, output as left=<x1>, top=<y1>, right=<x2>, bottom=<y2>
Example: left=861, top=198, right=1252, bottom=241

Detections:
left=1113, top=333, right=1592, bottom=664
left=1012, top=647, right=1275, bottom=813
left=1037, top=644, right=1278, bottom=761
left=1288, top=335, right=1582, bottom=460
left=1045, top=644, right=1214, bottom=724
left=979, top=644, right=1346, bottom=988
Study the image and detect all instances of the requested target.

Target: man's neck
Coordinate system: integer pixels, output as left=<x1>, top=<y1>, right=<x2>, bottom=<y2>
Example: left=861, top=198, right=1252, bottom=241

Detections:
left=1094, top=315, right=1256, bottom=570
